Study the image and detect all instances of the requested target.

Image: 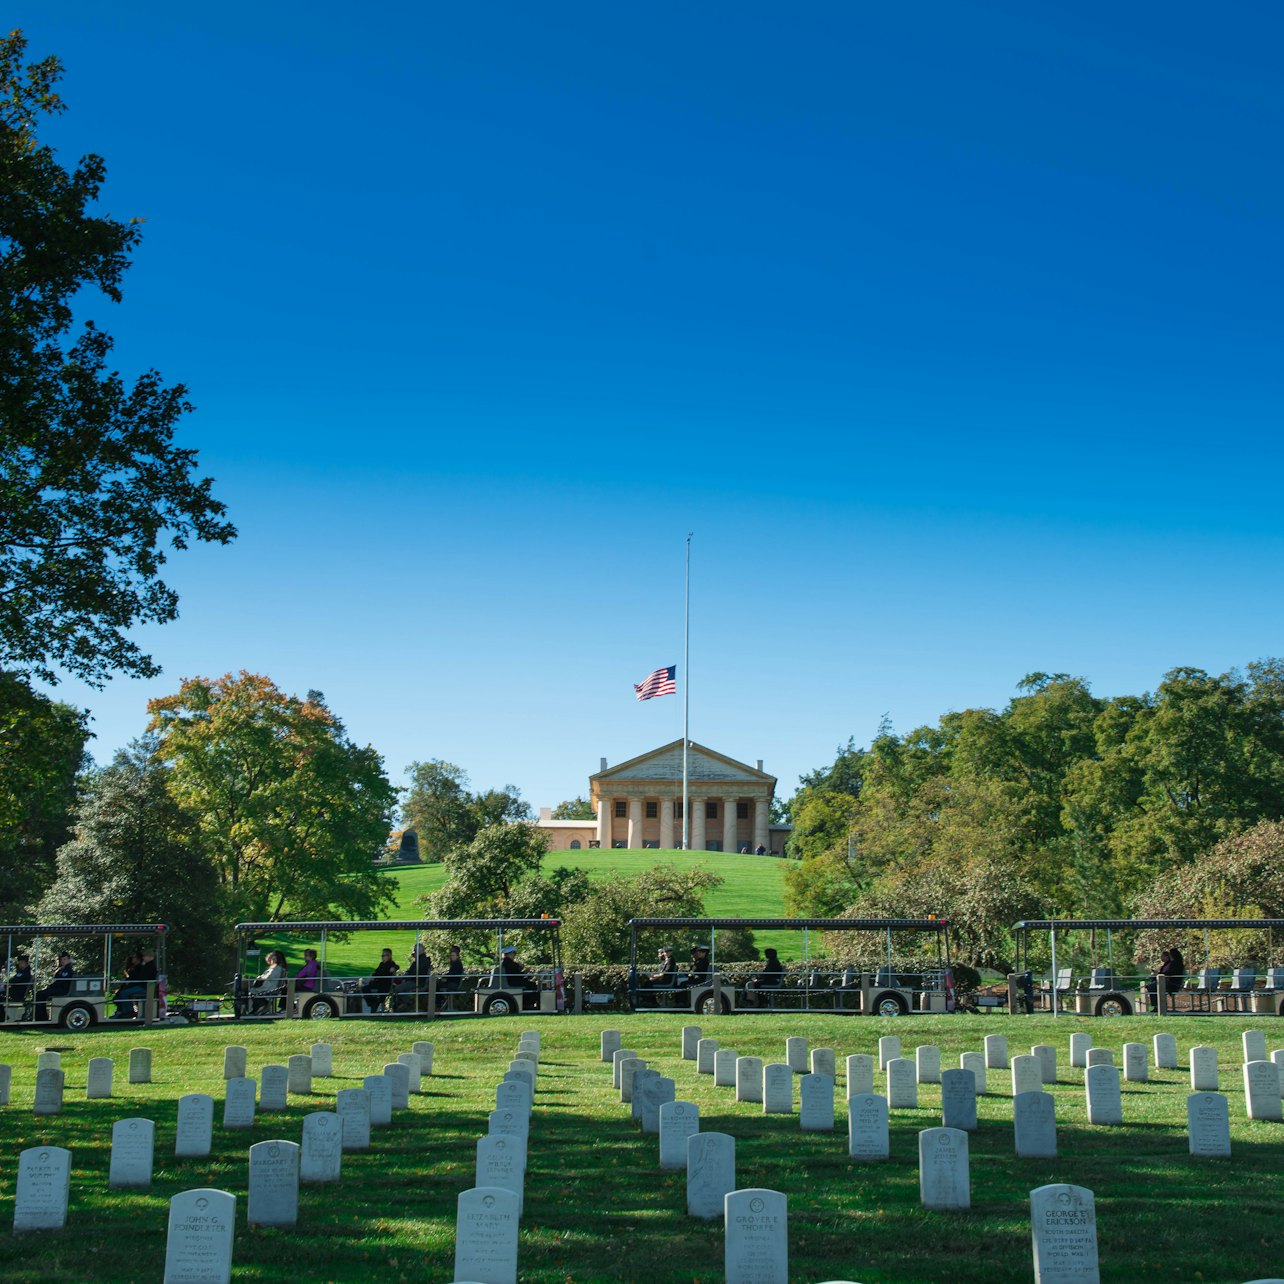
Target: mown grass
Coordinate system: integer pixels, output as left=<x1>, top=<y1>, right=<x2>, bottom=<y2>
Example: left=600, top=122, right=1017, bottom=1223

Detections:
left=1, top=1013, right=1282, bottom=1281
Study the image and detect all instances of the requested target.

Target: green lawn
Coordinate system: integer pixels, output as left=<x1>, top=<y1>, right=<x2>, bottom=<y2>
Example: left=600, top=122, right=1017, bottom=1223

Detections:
left=1, top=1013, right=1281, bottom=1281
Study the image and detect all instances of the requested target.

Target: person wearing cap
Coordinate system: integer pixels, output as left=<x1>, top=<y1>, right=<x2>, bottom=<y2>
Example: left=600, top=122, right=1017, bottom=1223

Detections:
left=685, top=944, right=711, bottom=989
left=500, top=943, right=539, bottom=1008
left=640, top=946, right=678, bottom=1006
left=363, top=947, right=400, bottom=1013
left=37, top=951, right=76, bottom=1003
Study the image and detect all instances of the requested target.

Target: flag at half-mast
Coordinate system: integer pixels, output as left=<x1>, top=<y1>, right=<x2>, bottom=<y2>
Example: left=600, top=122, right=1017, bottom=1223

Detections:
left=634, top=665, right=677, bottom=700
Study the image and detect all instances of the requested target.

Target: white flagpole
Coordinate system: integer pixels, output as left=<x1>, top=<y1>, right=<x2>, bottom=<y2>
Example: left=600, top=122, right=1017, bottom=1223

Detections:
left=682, top=532, right=691, bottom=851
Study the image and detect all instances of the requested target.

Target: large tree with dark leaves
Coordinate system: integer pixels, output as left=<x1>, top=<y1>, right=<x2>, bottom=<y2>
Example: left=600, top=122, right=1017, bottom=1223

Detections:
left=0, top=31, right=234, bottom=687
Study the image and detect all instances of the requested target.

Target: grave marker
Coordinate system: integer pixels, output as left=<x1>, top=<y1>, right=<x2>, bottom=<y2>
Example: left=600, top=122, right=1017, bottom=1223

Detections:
left=476, top=1135, right=524, bottom=1216
left=489, top=1108, right=530, bottom=1141
left=848, top=1093, right=890, bottom=1160
left=128, top=1047, right=152, bottom=1084
left=785, top=1037, right=808, bottom=1074
left=0, top=1063, right=10, bottom=1106
left=397, top=1052, right=422, bottom=1094
left=247, top=1139, right=299, bottom=1229
left=363, top=1074, right=392, bottom=1127
left=175, top=1093, right=214, bottom=1158
left=984, top=1034, right=1008, bottom=1069
left=163, top=1188, right=235, bottom=1284
left=887, top=1058, right=917, bottom=1109
left=687, top=1131, right=735, bottom=1220
left=846, top=1054, right=874, bottom=1098
left=496, top=1080, right=531, bottom=1115
left=1123, top=1043, right=1147, bottom=1083
left=919, top=1127, right=970, bottom=1210
left=959, top=1052, right=987, bottom=1096
left=454, top=1187, right=519, bottom=1284
left=36, top=1051, right=60, bottom=1072
left=642, top=1076, right=676, bottom=1135
left=110, top=1117, right=155, bottom=1188
left=940, top=1068, right=977, bottom=1132
left=602, top=1028, right=623, bottom=1062
left=1243, top=1030, right=1267, bottom=1066
left=697, top=1038, right=719, bottom=1075
left=1069, top=1034, right=1092, bottom=1069
left=300, top=1112, right=342, bottom=1183
left=259, top=1065, right=287, bottom=1112
left=223, top=1077, right=256, bottom=1130
left=1085, top=1049, right=1113, bottom=1069
left=734, top=1057, right=765, bottom=1108
left=223, top=1046, right=246, bottom=1081
left=725, top=1188, right=788, bottom=1284
left=383, top=1062, right=410, bottom=1110
left=660, top=1100, right=700, bottom=1170
left=1032, top=1044, right=1057, bottom=1084
left=630, top=1068, right=659, bottom=1121
left=878, top=1035, right=900, bottom=1071
left=33, top=1067, right=64, bottom=1116
left=916, top=1045, right=941, bottom=1084
left=1084, top=1065, right=1122, bottom=1126
left=1153, top=1033, right=1178, bottom=1070
left=1014, top=1090, right=1057, bottom=1159
left=715, top=1048, right=739, bottom=1087
left=810, top=1047, right=836, bottom=1077
left=1187, top=1092, right=1231, bottom=1157
left=680, top=1026, right=700, bottom=1060
left=1190, top=1046, right=1218, bottom=1092
left=13, top=1146, right=71, bottom=1232
left=612, top=1048, right=637, bottom=1089
left=762, top=1063, right=793, bottom=1114
left=1243, top=1060, right=1282, bottom=1121
left=800, top=1073, right=835, bottom=1131
left=412, top=1040, right=435, bottom=1077
left=336, top=1088, right=372, bottom=1150
left=619, top=1057, right=646, bottom=1104
left=309, top=1043, right=333, bottom=1078
left=287, top=1054, right=312, bottom=1095
left=1029, top=1182, right=1099, bottom=1284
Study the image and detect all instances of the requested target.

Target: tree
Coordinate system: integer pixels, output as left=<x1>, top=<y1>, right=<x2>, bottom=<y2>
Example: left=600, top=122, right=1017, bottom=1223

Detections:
left=401, top=759, right=475, bottom=863
left=37, top=741, right=224, bottom=986
left=0, top=32, right=235, bottom=687
left=424, top=822, right=553, bottom=921
left=148, top=673, right=398, bottom=924
left=551, top=796, right=595, bottom=820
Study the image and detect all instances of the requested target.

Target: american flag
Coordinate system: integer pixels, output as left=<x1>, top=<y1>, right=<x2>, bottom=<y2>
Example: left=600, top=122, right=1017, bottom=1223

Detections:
left=634, top=665, right=677, bottom=700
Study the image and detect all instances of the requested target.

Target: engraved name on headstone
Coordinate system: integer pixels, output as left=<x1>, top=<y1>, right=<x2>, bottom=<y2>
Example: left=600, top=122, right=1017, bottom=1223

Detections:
left=940, top=1068, right=977, bottom=1132
left=13, top=1146, right=71, bottom=1232
left=660, top=1100, right=700, bottom=1170
left=175, top=1093, right=214, bottom=1158
left=300, top=1112, right=342, bottom=1184
left=476, top=1135, right=524, bottom=1216
left=163, top=1188, right=236, bottom=1284
left=1014, top=1090, right=1057, bottom=1159
left=762, top=1063, right=793, bottom=1114
left=247, top=1139, right=299, bottom=1229
left=1187, top=1091, right=1231, bottom=1156
left=1029, top=1182, right=1100, bottom=1284
left=223, top=1077, right=256, bottom=1130
left=799, top=1073, right=835, bottom=1132
left=848, top=1093, right=890, bottom=1161
left=1084, top=1065, right=1122, bottom=1126
left=724, top=1187, right=788, bottom=1284
left=495, top=1080, right=531, bottom=1115
left=919, top=1127, right=970, bottom=1210
left=110, top=1117, right=155, bottom=1188
left=1243, top=1060, right=1283, bottom=1121
left=916, top=1045, right=941, bottom=1085
left=886, top=1058, right=917, bottom=1109
left=687, top=1131, right=735, bottom=1220
left=984, top=1034, right=1009, bottom=1069
left=453, top=1186, right=519, bottom=1284
left=736, top=1056, right=764, bottom=1103
left=336, top=1088, right=371, bottom=1150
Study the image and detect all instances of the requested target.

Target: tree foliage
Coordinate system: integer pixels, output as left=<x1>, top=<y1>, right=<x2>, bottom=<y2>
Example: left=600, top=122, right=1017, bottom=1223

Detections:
left=402, top=758, right=531, bottom=863
left=551, top=796, right=595, bottom=820
left=147, top=672, right=397, bottom=924
left=0, top=32, right=235, bottom=686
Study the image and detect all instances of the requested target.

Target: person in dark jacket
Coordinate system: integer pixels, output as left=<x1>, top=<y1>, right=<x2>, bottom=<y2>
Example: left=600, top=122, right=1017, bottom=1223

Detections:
left=684, top=944, right=711, bottom=989
left=640, top=947, right=678, bottom=1006
left=37, top=952, right=75, bottom=1001
left=396, top=944, right=431, bottom=1011
left=746, top=947, right=784, bottom=1006
left=2, top=954, right=33, bottom=1016
left=438, top=944, right=465, bottom=1011
left=500, top=944, right=539, bottom=1008
left=364, top=948, right=400, bottom=1012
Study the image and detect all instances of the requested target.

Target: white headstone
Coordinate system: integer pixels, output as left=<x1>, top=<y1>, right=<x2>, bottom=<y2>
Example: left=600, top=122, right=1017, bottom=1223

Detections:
left=660, top=1100, right=700, bottom=1170
left=0, top=1063, right=10, bottom=1105
left=736, top=1056, right=765, bottom=1103
left=1187, top=1091, right=1231, bottom=1156
left=940, top=1068, right=977, bottom=1132
left=495, top=1080, right=531, bottom=1115
left=959, top=1051, right=987, bottom=1096
left=519, top=1029, right=540, bottom=1046
left=287, top=1054, right=312, bottom=1095
left=1190, top=1046, right=1218, bottom=1092
left=1243, top=1060, right=1283, bottom=1121
left=309, top=1042, right=333, bottom=1077
left=878, top=1035, right=900, bottom=1071
left=1069, top=1033, right=1093, bottom=1069
left=619, top=1057, right=646, bottom=1104
left=300, top=1112, right=342, bottom=1183
left=697, top=1038, right=719, bottom=1075
left=915, top=1045, right=941, bottom=1084
left=1084, top=1065, right=1122, bottom=1126
left=412, top=1040, right=435, bottom=1076
left=785, top=1037, right=808, bottom=1074
left=397, top=1052, right=423, bottom=1094
left=383, top=1062, right=410, bottom=1110
left=247, top=1139, right=299, bottom=1229
left=846, top=1054, right=874, bottom=1098
left=1123, top=1043, right=1147, bottom=1083
left=454, top=1187, right=519, bottom=1284
left=886, top=1058, right=917, bottom=1109
left=175, top=1093, right=214, bottom=1158
left=514, top=1049, right=539, bottom=1070
left=642, top=1076, right=676, bottom=1134
left=33, top=1067, right=64, bottom=1116
left=1029, top=1182, right=1100, bottom=1284
left=1243, top=1029, right=1268, bottom=1066
left=1014, top=1090, right=1057, bottom=1159
left=1032, top=1044, right=1057, bottom=1084
left=680, top=1025, right=701, bottom=1060
left=1153, top=1033, right=1178, bottom=1070
left=364, top=1074, right=393, bottom=1127
left=848, top=1093, right=890, bottom=1160
left=918, top=1127, right=970, bottom=1210
left=222, top=1046, right=246, bottom=1081
left=602, top=1028, right=623, bottom=1062
left=489, top=1108, right=530, bottom=1141
left=1085, top=1048, right=1114, bottom=1069
left=336, top=1088, right=372, bottom=1150
left=13, top=1146, right=71, bottom=1232
left=163, top=1188, right=235, bottom=1284
left=476, top=1135, right=524, bottom=1216
left=811, top=1047, right=836, bottom=1078
left=259, top=1065, right=288, bottom=1112
left=612, top=1048, right=637, bottom=1088
left=1011, top=1052, right=1042, bottom=1093
left=799, top=1071, right=835, bottom=1133
left=687, top=1131, right=735, bottom=1220
left=630, top=1068, right=659, bottom=1121
left=1274, top=1049, right=1284, bottom=1095
left=110, top=1117, right=155, bottom=1188
left=715, top=1048, right=739, bottom=1087
left=36, top=1051, right=61, bottom=1072
left=128, top=1047, right=152, bottom=1084
left=223, top=1077, right=256, bottom=1130
left=724, top=1188, right=788, bottom=1284
left=984, top=1033, right=1009, bottom=1069
left=762, top=1064, right=793, bottom=1114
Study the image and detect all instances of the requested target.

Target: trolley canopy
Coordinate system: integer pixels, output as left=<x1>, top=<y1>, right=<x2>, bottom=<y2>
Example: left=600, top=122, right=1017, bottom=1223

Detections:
left=235, top=918, right=560, bottom=935
left=1015, top=919, right=1284, bottom=932
left=0, top=923, right=168, bottom=936
left=629, top=917, right=948, bottom=931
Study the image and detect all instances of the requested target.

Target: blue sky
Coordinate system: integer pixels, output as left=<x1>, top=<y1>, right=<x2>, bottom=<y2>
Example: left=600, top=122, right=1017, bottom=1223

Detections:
left=17, top=2, right=1284, bottom=810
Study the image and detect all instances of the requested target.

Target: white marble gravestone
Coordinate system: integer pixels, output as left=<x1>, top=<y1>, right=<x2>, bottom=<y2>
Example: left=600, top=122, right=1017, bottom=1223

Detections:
left=110, top=1117, right=155, bottom=1188
left=940, top=1068, right=977, bottom=1132
left=886, top=1058, right=917, bottom=1109
left=300, top=1112, right=342, bottom=1183
left=878, top=1035, right=901, bottom=1071
left=612, top=1048, right=637, bottom=1089
left=13, top=1146, right=71, bottom=1232
left=309, top=1042, right=333, bottom=1078
left=514, top=1049, right=539, bottom=1072
left=811, top=1048, right=836, bottom=1078
left=222, top=1046, right=246, bottom=1081
left=1084, top=1065, right=1122, bottom=1126
left=660, top=1100, right=700, bottom=1170
left=1243, top=1060, right=1283, bottom=1121
left=959, top=1052, right=987, bottom=1096
left=1032, top=1044, right=1057, bottom=1085
left=454, top=1187, right=519, bottom=1284
left=642, top=1076, right=676, bottom=1134
left=1153, top=1033, right=1178, bottom=1070
left=619, top=1057, right=646, bottom=1103
left=164, top=1188, right=235, bottom=1284
left=1029, top=1182, right=1099, bottom=1284
left=412, top=1040, right=435, bottom=1077
left=848, top=1093, right=890, bottom=1160
left=715, top=1049, right=739, bottom=1087
left=984, top=1033, right=1009, bottom=1069
left=1014, top=1090, right=1058, bottom=1159
left=1085, top=1049, right=1113, bottom=1069
left=0, top=1063, right=10, bottom=1105
left=916, top=1045, right=941, bottom=1085
left=762, top=1064, right=793, bottom=1114
left=1069, top=1033, right=1092, bottom=1069
left=1274, top=1049, right=1284, bottom=1095
left=223, top=1077, right=255, bottom=1130
left=287, top=1054, right=312, bottom=1095
left=687, top=1131, right=735, bottom=1220
left=336, top=1088, right=371, bottom=1150
left=785, top=1037, right=808, bottom=1074
left=128, top=1047, right=152, bottom=1084
left=175, top=1093, right=214, bottom=1158
left=476, top=1136, right=524, bottom=1216
left=1123, top=1043, right=1147, bottom=1083
left=383, top=1062, right=410, bottom=1110
left=248, top=1139, right=299, bottom=1229
left=846, top=1054, right=874, bottom=1098
left=1243, top=1030, right=1268, bottom=1066
left=36, top=1051, right=60, bottom=1072
left=736, top=1056, right=765, bottom=1103
left=602, top=1028, right=623, bottom=1062
left=697, top=1038, right=720, bottom=1075
left=33, top=1067, right=64, bottom=1116
left=397, top=1052, right=422, bottom=1095
left=1187, top=1092, right=1231, bottom=1156
left=725, top=1188, right=788, bottom=1284
left=1011, top=1052, right=1042, bottom=1093
left=495, top=1080, right=531, bottom=1115
left=630, top=1068, right=659, bottom=1120
left=918, top=1127, right=970, bottom=1210
left=680, top=1026, right=700, bottom=1060
left=259, top=1065, right=287, bottom=1112
left=800, top=1073, right=835, bottom=1131
left=1190, top=1046, right=1218, bottom=1092
left=490, top=1108, right=530, bottom=1145
left=364, top=1074, right=392, bottom=1127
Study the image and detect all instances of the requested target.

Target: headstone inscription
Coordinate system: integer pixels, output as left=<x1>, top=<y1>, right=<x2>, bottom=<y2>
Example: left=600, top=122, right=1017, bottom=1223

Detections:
left=128, top=1047, right=152, bottom=1084
left=660, top=1101, right=700, bottom=1170
left=1187, top=1092, right=1231, bottom=1157
left=13, top=1146, right=71, bottom=1232
left=0, top=1063, right=10, bottom=1105
left=1029, top=1183, right=1100, bottom=1284
left=496, top=1080, right=531, bottom=1115
left=287, top=1054, right=312, bottom=1095
left=412, top=1040, right=435, bottom=1077
left=1243, top=1030, right=1268, bottom=1066
left=454, top=1187, right=519, bottom=1284
left=1123, top=1043, right=1147, bottom=1083
left=1069, top=1033, right=1092, bottom=1069
left=612, top=1048, right=638, bottom=1089
left=918, top=1127, right=970, bottom=1210
left=1243, top=1060, right=1283, bottom=1121
left=715, top=1048, right=739, bottom=1087
left=383, top=1062, right=410, bottom=1110
left=687, top=1131, right=735, bottom=1220
left=336, top=1088, right=371, bottom=1150
left=397, top=1052, right=422, bottom=1095
left=984, top=1033, right=1009, bottom=1069
left=1085, top=1049, right=1113, bottom=1069
left=916, top=1045, right=941, bottom=1085
left=476, top=1136, right=524, bottom=1216
left=490, top=1108, right=530, bottom=1142
left=33, top=1067, right=64, bottom=1116
left=223, top=1046, right=246, bottom=1081
left=619, top=1057, right=646, bottom=1104
left=175, top=1093, right=214, bottom=1158
left=630, top=1068, right=659, bottom=1121
left=1032, top=1044, right=1057, bottom=1085
left=259, top=1065, right=288, bottom=1112
left=163, top=1188, right=236, bottom=1284
left=845, top=1053, right=874, bottom=1098
left=602, top=1028, right=623, bottom=1062
left=310, top=1043, right=333, bottom=1078
left=1153, top=1033, right=1178, bottom=1070
left=724, top=1188, right=788, bottom=1284
left=785, top=1037, right=808, bottom=1074
left=1014, top=1090, right=1058, bottom=1159
left=247, top=1140, right=299, bottom=1229
left=223, top=1077, right=256, bottom=1130
left=800, top=1073, right=835, bottom=1131
left=878, top=1035, right=901, bottom=1071
left=736, top=1056, right=765, bottom=1103
left=697, top=1038, right=720, bottom=1075
left=110, top=1117, right=155, bottom=1188
left=300, top=1112, right=342, bottom=1183
left=848, top=1093, right=890, bottom=1160
left=1084, top=1065, right=1122, bottom=1126
left=1190, top=1046, right=1218, bottom=1092
left=363, top=1074, right=393, bottom=1127
left=886, top=1058, right=917, bottom=1109
left=811, top=1048, right=836, bottom=1077
left=959, top=1052, right=987, bottom=1096
left=642, top=1077, right=676, bottom=1135
left=762, top=1064, right=793, bottom=1114
left=680, top=1025, right=701, bottom=1060
left=940, top=1068, right=977, bottom=1132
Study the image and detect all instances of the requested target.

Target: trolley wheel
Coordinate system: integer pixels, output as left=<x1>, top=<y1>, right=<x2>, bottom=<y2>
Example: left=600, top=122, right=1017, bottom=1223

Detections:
left=483, top=993, right=515, bottom=1017
left=1095, top=993, right=1132, bottom=1017
left=873, top=991, right=908, bottom=1017
left=303, top=996, right=339, bottom=1019
left=60, top=1002, right=96, bottom=1032
left=695, top=989, right=730, bottom=1015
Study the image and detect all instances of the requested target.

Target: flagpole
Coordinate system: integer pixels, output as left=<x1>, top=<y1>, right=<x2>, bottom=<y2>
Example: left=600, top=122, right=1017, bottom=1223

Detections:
left=682, top=532, right=691, bottom=851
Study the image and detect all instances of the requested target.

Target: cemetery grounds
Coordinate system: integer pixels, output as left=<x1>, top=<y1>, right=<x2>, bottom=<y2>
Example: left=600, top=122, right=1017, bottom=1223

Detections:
left=0, top=1014, right=1281, bottom=1282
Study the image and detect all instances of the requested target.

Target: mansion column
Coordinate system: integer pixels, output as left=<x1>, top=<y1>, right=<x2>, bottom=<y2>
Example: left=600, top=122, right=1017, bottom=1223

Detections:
left=691, top=795, right=707, bottom=851
left=753, top=794, right=770, bottom=853
left=659, top=798, right=675, bottom=849
left=597, top=798, right=612, bottom=848
left=627, top=797, right=643, bottom=849
left=723, top=796, right=738, bottom=853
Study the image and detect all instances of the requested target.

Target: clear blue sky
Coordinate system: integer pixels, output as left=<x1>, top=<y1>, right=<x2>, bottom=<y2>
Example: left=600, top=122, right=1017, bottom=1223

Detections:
left=16, top=3, right=1284, bottom=810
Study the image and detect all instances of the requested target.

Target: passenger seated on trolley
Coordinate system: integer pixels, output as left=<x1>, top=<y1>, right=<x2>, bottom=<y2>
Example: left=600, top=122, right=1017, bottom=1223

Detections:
left=2, top=953, right=33, bottom=1017
left=500, top=944, right=539, bottom=1009
left=34, top=951, right=76, bottom=1020
left=745, top=948, right=784, bottom=1006
left=395, top=945, right=431, bottom=1012
left=294, top=948, right=320, bottom=994
left=112, top=952, right=144, bottom=1019
left=250, top=950, right=287, bottom=1013
left=640, top=947, right=678, bottom=1006
left=438, top=944, right=465, bottom=1010
left=364, top=948, right=400, bottom=1012
left=682, top=944, right=711, bottom=990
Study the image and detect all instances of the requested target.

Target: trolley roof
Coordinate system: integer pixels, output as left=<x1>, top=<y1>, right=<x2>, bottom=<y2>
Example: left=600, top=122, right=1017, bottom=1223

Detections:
left=0, top=923, right=169, bottom=936
left=235, top=918, right=561, bottom=934
left=1014, top=918, right=1284, bottom=932
left=629, top=917, right=948, bottom=931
